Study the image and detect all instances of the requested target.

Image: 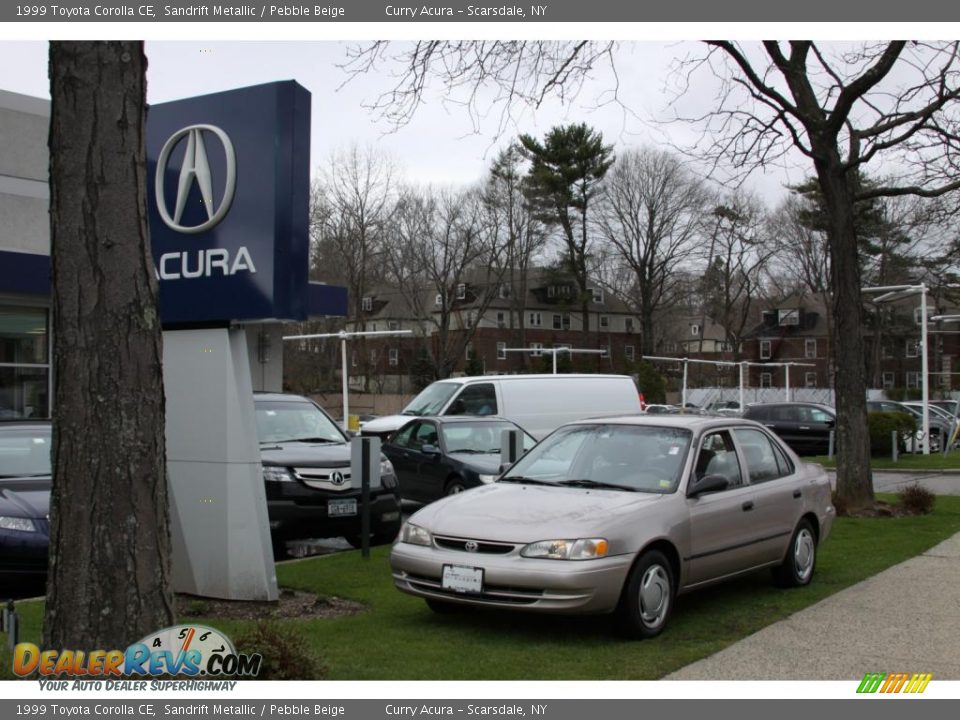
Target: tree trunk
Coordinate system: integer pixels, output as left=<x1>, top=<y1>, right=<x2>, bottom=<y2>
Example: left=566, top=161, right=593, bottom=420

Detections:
left=45, top=42, right=174, bottom=649
left=816, top=156, right=874, bottom=510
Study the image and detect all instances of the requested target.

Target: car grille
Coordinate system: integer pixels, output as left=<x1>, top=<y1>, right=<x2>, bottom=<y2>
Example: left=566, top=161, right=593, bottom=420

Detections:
left=402, top=572, right=542, bottom=605
left=433, top=535, right=515, bottom=554
left=292, top=467, right=353, bottom=492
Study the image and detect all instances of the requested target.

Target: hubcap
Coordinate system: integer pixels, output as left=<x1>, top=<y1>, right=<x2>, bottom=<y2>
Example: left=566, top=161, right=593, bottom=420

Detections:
left=794, top=529, right=815, bottom=582
left=639, top=564, right=670, bottom=627
left=448, top=484, right=463, bottom=495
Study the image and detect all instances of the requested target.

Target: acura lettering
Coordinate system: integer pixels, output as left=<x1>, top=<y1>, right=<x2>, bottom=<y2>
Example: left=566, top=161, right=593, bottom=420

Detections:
left=157, top=248, right=257, bottom=280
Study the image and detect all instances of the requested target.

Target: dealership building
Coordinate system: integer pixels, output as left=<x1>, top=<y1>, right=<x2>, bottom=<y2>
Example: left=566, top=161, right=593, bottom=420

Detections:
left=0, top=86, right=345, bottom=420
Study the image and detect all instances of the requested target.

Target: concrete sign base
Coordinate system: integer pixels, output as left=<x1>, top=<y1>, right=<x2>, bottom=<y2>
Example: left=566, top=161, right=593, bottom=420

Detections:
left=163, top=327, right=278, bottom=601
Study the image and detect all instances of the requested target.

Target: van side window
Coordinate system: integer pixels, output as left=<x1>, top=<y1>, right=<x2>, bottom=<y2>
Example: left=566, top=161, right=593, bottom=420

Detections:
left=446, top=383, right=498, bottom=416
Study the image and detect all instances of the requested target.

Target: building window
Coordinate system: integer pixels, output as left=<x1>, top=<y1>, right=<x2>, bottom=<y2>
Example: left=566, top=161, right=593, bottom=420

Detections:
left=369, top=349, right=377, bottom=364
left=625, top=345, right=635, bottom=361
left=552, top=314, right=570, bottom=331
left=388, top=348, right=399, bottom=367
left=361, top=296, right=373, bottom=312
left=805, top=372, right=817, bottom=388
left=591, top=287, right=604, bottom=304
left=882, top=372, right=895, bottom=389
left=456, top=283, right=466, bottom=300
left=499, top=284, right=510, bottom=299
left=465, top=343, right=474, bottom=361
left=497, top=342, right=507, bottom=360
left=906, top=371, right=920, bottom=389
left=600, top=345, right=609, bottom=359
left=778, top=308, right=800, bottom=326
left=760, top=372, right=772, bottom=388
left=760, top=339, right=772, bottom=360
left=881, top=343, right=893, bottom=359
left=496, top=311, right=506, bottom=329
left=0, top=306, right=50, bottom=419
left=370, top=323, right=377, bottom=332
left=625, top=318, right=635, bottom=333
left=528, top=312, right=542, bottom=327
left=388, top=321, right=400, bottom=331
left=547, top=285, right=556, bottom=299
left=805, top=338, right=817, bottom=359
left=351, top=352, right=356, bottom=367
left=599, top=315, right=609, bottom=329
left=530, top=343, right=543, bottom=357
left=435, top=293, right=443, bottom=307
left=906, top=339, right=919, bottom=358
left=690, top=324, right=700, bottom=337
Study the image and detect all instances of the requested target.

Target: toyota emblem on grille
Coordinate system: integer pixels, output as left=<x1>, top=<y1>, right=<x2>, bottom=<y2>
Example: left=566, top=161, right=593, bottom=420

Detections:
left=464, top=540, right=479, bottom=553
left=330, top=471, right=345, bottom=486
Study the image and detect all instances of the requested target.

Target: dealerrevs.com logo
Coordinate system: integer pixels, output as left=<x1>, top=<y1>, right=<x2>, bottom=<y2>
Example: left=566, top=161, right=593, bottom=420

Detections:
left=857, top=672, right=933, bottom=694
left=13, top=624, right=261, bottom=681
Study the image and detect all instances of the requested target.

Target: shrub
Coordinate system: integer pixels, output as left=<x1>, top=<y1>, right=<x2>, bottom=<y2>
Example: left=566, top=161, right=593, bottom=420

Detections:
left=634, top=360, right=667, bottom=405
left=867, top=411, right=916, bottom=456
left=897, top=483, right=936, bottom=515
left=233, top=621, right=329, bottom=680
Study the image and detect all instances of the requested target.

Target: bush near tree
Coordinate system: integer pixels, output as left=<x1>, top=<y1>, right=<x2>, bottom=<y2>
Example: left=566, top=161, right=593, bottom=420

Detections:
left=867, top=412, right=916, bottom=456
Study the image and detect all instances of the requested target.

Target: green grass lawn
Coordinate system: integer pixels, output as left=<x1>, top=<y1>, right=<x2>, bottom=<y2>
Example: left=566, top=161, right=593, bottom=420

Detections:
left=6, top=495, right=960, bottom=681
left=810, top=453, right=960, bottom=471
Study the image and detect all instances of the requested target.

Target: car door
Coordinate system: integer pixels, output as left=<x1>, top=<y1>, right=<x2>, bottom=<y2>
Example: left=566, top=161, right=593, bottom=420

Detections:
left=383, top=421, right=421, bottom=500
left=685, top=430, right=763, bottom=587
left=733, top=427, right=800, bottom=564
left=406, top=420, right=450, bottom=501
left=796, top=405, right=835, bottom=455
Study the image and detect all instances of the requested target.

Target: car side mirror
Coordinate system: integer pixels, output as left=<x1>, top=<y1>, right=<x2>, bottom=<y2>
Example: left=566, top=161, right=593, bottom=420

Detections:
left=826, top=419, right=836, bottom=428
left=421, top=443, right=441, bottom=456
left=688, top=473, right=729, bottom=498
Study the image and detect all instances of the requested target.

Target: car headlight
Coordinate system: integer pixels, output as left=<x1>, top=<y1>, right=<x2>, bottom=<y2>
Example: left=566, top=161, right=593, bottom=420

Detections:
left=381, top=459, right=397, bottom=489
left=520, top=538, right=609, bottom=560
left=478, top=474, right=498, bottom=484
left=0, top=516, right=37, bottom=533
left=263, top=466, right=295, bottom=483
left=398, top=522, right=432, bottom=547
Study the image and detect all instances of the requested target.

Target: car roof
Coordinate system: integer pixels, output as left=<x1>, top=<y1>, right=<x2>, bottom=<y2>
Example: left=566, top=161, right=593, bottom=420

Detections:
left=400, top=415, right=521, bottom=426
left=564, top=414, right=763, bottom=432
left=427, top=374, right=633, bottom=385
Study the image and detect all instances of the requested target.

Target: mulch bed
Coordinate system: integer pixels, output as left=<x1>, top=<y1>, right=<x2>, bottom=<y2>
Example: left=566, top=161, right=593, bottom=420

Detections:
left=176, top=588, right=365, bottom=621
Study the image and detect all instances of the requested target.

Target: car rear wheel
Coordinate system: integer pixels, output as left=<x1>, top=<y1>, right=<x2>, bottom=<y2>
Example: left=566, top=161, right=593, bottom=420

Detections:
left=773, top=519, right=816, bottom=587
left=615, top=549, right=674, bottom=639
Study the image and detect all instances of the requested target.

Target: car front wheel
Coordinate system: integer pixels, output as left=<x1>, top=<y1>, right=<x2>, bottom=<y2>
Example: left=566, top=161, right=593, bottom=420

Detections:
left=615, top=549, right=674, bottom=639
left=773, top=519, right=817, bottom=587
left=445, top=478, right=466, bottom=496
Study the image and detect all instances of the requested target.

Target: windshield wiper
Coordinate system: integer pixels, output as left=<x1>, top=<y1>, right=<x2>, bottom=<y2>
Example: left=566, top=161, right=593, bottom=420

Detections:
left=498, top=476, right=555, bottom=486
left=556, top=479, right=639, bottom=492
left=449, top=449, right=490, bottom=454
left=263, top=437, right=342, bottom=445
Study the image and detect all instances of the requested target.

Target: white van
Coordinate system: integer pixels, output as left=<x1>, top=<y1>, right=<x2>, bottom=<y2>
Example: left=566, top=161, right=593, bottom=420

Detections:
left=360, top=374, right=642, bottom=440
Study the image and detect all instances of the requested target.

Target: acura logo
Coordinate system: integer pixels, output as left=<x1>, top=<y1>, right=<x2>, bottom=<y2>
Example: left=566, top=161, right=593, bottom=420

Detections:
left=464, top=540, right=479, bottom=553
left=329, top=471, right=346, bottom=486
left=155, top=124, right=236, bottom=234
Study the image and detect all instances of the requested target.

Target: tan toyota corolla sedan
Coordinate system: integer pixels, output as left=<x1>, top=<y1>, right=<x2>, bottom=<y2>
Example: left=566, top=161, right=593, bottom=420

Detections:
left=390, top=415, right=836, bottom=639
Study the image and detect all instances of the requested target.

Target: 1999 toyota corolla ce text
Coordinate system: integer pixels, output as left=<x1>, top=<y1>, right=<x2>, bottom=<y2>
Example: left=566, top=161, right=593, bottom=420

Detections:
left=390, top=415, right=835, bottom=639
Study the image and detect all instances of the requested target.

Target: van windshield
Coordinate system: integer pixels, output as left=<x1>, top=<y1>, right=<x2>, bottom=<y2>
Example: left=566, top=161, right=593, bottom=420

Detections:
left=402, top=383, right=459, bottom=416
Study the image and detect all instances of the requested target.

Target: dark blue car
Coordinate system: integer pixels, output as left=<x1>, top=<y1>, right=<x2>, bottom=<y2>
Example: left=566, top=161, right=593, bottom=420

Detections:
left=0, top=421, right=51, bottom=581
left=382, top=416, right=536, bottom=503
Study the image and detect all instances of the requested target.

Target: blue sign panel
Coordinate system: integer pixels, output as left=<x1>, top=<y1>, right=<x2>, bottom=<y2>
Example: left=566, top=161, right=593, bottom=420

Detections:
left=147, top=82, right=311, bottom=325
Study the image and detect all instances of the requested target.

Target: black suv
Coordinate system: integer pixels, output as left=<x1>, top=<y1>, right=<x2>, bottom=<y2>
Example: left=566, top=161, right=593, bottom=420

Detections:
left=255, top=393, right=401, bottom=557
left=741, top=402, right=835, bottom=456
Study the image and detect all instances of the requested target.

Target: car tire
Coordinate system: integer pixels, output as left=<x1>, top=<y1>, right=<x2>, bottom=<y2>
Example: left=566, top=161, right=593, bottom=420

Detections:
left=425, top=598, right=463, bottom=614
left=614, top=549, right=674, bottom=640
left=773, top=518, right=817, bottom=588
left=272, top=538, right=292, bottom=561
left=444, top=478, right=466, bottom=496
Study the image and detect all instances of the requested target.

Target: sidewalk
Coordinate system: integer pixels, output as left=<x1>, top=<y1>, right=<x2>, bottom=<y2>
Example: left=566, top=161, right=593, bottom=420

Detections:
left=667, top=527, right=960, bottom=680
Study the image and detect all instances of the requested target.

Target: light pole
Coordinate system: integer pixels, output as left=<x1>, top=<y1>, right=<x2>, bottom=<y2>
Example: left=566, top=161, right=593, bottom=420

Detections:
left=501, top=346, right=606, bottom=374
left=864, top=284, right=931, bottom=454
left=283, top=329, right=413, bottom=430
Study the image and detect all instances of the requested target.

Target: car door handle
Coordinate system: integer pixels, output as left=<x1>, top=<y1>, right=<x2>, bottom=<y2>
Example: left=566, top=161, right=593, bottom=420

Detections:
left=742, top=501, right=754, bottom=512
left=798, top=426, right=811, bottom=430
left=793, top=490, right=802, bottom=499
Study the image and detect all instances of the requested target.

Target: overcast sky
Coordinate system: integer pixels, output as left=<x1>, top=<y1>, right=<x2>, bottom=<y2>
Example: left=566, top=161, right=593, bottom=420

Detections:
left=0, top=39, right=814, bottom=204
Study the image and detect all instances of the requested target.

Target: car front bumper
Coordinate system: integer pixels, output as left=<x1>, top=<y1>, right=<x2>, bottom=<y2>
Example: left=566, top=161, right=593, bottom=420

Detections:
left=267, top=492, right=402, bottom=541
left=390, top=541, right=635, bottom=614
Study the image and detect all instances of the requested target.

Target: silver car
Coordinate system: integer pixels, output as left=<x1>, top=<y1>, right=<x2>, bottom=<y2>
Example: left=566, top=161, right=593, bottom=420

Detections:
left=391, top=415, right=835, bottom=639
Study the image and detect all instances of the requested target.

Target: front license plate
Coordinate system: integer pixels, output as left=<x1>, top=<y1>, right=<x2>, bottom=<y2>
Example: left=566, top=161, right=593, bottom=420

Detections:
left=327, top=498, right=357, bottom=517
left=442, top=564, right=483, bottom=594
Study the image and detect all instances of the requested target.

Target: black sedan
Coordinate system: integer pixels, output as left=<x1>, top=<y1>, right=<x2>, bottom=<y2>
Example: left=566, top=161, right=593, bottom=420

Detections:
left=383, top=417, right=536, bottom=503
left=0, top=421, right=51, bottom=581
left=741, top=402, right=835, bottom=456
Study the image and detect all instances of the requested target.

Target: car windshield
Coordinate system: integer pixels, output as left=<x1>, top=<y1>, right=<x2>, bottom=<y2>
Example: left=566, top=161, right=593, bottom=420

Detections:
left=254, top=401, right=346, bottom=444
left=500, top=424, right=692, bottom=493
left=0, top=426, right=52, bottom=477
left=401, top=382, right=459, bottom=416
left=441, top=422, right=536, bottom=454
